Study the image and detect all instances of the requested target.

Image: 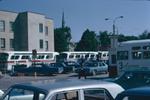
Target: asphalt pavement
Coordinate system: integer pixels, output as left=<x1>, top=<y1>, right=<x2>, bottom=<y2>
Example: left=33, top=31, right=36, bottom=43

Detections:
left=0, top=73, right=108, bottom=91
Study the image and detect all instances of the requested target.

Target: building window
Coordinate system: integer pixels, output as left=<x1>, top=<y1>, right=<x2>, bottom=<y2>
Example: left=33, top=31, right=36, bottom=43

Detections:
left=0, top=20, right=5, bottom=32
left=9, top=21, right=14, bottom=32
left=39, top=23, right=43, bottom=33
left=45, top=41, right=48, bottom=51
left=0, top=38, right=5, bottom=48
left=39, top=39, right=43, bottom=49
left=45, top=26, right=48, bottom=35
left=10, top=39, right=14, bottom=48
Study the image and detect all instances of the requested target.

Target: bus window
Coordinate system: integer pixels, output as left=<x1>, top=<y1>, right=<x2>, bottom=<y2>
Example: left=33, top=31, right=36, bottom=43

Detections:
left=132, top=51, right=142, bottom=59
left=11, top=55, right=19, bottom=60
left=69, top=55, right=74, bottom=59
left=143, top=46, right=150, bottom=50
left=103, top=53, right=106, bottom=57
left=46, top=55, right=50, bottom=59
left=75, top=55, right=80, bottom=58
left=117, top=51, right=128, bottom=60
left=38, top=55, right=45, bottom=59
left=143, top=51, right=150, bottom=59
left=21, top=56, right=29, bottom=59
left=132, top=46, right=141, bottom=50
left=90, top=55, right=95, bottom=58
left=46, top=54, right=53, bottom=59
left=11, top=56, right=15, bottom=59
left=85, top=54, right=89, bottom=59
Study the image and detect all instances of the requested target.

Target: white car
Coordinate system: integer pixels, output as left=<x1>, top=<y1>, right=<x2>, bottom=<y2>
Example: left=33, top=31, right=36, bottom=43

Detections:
left=0, top=89, right=4, bottom=98
left=0, top=79, right=124, bottom=100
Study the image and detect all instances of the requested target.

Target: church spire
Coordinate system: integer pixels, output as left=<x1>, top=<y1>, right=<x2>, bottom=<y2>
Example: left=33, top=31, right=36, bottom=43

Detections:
left=62, top=11, right=65, bottom=29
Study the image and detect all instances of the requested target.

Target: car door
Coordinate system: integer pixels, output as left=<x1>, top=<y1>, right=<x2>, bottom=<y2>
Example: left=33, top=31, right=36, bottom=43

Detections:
left=100, top=62, right=108, bottom=72
left=97, top=62, right=104, bottom=73
left=50, top=90, right=79, bottom=100
left=83, top=88, right=114, bottom=100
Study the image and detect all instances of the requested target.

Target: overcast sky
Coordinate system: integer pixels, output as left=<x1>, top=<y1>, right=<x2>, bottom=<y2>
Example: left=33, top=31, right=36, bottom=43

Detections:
left=0, top=0, right=150, bottom=42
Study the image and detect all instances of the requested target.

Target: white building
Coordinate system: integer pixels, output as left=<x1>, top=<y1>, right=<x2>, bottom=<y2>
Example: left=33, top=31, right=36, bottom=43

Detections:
left=0, top=10, right=54, bottom=52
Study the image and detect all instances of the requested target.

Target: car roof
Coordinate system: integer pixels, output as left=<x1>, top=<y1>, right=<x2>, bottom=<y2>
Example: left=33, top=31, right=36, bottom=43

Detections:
left=11, top=79, right=124, bottom=99
left=119, top=86, right=150, bottom=96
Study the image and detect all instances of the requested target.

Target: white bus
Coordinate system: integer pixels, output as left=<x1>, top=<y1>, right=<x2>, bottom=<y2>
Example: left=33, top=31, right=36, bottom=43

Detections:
left=57, top=51, right=109, bottom=63
left=0, top=51, right=59, bottom=72
left=98, top=51, right=109, bottom=64
left=116, top=39, right=150, bottom=75
left=58, top=51, right=98, bottom=62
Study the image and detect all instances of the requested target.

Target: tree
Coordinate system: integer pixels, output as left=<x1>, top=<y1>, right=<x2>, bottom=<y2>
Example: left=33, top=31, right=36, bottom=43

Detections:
left=75, top=29, right=98, bottom=51
left=98, top=31, right=110, bottom=48
left=54, top=26, right=72, bottom=52
left=139, top=30, right=150, bottom=39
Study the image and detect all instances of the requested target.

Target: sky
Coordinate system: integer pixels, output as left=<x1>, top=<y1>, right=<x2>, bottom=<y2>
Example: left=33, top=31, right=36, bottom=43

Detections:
left=0, top=0, right=150, bottom=42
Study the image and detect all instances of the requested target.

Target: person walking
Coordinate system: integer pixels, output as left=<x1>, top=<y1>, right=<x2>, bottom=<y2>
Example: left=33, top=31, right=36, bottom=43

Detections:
left=78, top=56, right=86, bottom=79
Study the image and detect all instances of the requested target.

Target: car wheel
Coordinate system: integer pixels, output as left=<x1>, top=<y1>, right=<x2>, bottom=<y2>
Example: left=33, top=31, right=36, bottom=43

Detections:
left=92, top=70, right=96, bottom=76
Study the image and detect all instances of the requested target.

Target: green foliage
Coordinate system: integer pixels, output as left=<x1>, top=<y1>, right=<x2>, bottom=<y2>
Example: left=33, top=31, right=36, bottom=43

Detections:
left=118, top=34, right=138, bottom=42
left=139, top=30, right=150, bottom=39
left=54, top=27, right=72, bottom=52
left=75, top=29, right=98, bottom=51
left=99, top=31, right=110, bottom=47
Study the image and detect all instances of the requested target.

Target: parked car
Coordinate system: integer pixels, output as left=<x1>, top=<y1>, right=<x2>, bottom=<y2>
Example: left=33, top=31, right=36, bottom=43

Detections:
left=115, top=86, right=150, bottom=100
left=50, top=62, right=72, bottom=73
left=0, top=79, right=124, bottom=100
left=76, top=61, right=108, bottom=76
left=91, top=67, right=150, bottom=90
left=0, top=89, right=4, bottom=99
left=107, top=69, right=150, bottom=90
left=11, top=64, right=63, bottom=76
left=64, top=61, right=81, bottom=72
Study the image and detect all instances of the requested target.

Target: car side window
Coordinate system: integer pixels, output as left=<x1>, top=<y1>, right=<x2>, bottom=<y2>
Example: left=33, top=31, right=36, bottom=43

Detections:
left=84, top=88, right=112, bottom=100
left=51, top=90, right=79, bottom=100
left=3, top=88, right=46, bottom=100
left=3, top=88, right=34, bottom=100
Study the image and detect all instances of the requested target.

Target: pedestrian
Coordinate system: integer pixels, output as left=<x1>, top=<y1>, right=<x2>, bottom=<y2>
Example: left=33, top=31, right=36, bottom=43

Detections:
left=78, top=68, right=86, bottom=79
left=78, top=56, right=86, bottom=79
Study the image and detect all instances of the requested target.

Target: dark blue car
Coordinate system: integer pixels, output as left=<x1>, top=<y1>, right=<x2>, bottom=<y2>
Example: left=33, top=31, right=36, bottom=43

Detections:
left=116, top=86, right=150, bottom=100
left=11, top=64, right=63, bottom=76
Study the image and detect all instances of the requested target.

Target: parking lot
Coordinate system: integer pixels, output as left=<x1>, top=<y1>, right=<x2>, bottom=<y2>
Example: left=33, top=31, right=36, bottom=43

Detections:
left=0, top=73, right=108, bottom=91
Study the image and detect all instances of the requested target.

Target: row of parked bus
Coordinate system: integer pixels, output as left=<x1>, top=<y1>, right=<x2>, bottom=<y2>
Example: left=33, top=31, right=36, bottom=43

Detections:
left=0, top=51, right=109, bottom=73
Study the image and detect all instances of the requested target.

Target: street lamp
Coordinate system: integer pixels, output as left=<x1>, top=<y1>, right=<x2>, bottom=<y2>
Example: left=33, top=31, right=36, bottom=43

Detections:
left=105, top=16, right=123, bottom=35
left=105, top=16, right=124, bottom=77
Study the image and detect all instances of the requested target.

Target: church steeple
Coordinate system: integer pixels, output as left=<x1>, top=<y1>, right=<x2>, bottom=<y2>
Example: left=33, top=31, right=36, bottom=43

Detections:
left=62, top=11, right=65, bottom=29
